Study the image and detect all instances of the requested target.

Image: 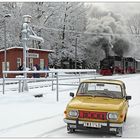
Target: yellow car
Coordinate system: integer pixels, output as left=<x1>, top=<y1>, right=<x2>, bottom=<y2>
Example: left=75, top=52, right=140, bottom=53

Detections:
left=64, top=79, right=131, bottom=137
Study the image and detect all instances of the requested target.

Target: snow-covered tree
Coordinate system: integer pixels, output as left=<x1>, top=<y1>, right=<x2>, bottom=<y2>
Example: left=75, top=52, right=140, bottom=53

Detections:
left=20, top=2, right=87, bottom=68
left=126, top=13, right=140, bottom=58
left=0, top=2, right=21, bottom=49
left=1, top=2, right=135, bottom=69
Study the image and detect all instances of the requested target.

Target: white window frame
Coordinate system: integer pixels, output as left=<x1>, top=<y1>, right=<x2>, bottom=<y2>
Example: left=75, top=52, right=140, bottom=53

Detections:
left=29, top=58, right=34, bottom=69
left=17, top=58, right=21, bottom=69
left=40, top=59, right=44, bottom=70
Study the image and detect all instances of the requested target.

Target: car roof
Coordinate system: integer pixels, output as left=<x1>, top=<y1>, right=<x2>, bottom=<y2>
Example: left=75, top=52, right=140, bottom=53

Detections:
left=81, top=79, right=125, bottom=85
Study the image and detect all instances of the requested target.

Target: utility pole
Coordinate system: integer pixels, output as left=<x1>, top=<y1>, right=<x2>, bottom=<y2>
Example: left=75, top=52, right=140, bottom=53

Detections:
left=3, top=14, right=11, bottom=73
left=75, top=37, right=77, bottom=69
left=4, top=19, right=6, bottom=71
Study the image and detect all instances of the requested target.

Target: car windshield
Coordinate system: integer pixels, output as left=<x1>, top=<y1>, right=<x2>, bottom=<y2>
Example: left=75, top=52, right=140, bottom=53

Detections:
left=77, top=82, right=123, bottom=98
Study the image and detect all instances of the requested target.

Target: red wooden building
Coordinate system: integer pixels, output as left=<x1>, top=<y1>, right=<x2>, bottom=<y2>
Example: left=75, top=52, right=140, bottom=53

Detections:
left=0, top=47, right=54, bottom=78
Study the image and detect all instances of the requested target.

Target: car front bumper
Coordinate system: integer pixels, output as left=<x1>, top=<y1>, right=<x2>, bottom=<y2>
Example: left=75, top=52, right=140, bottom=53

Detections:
left=64, top=118, right=123, bottom=133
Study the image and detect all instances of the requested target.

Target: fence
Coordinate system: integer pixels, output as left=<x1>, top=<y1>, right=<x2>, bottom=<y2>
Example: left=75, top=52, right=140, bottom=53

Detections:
left=2, top=69, right=97, bottom=101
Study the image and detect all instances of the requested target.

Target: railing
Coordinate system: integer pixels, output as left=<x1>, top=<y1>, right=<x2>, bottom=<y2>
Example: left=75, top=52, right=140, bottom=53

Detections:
left=2, top=69, right=96, bottom=101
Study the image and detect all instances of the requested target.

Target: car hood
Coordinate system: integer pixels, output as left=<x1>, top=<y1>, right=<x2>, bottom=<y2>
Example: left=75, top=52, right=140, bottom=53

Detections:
left=68, top=96, right=125, bottom=111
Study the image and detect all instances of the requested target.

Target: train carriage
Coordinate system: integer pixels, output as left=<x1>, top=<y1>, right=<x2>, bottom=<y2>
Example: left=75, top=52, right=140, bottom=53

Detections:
left=100, top=56, right=137, bottom=76
left=124, top=57, right=136, bottom=74
left=136, top=59, right=140, bottom=72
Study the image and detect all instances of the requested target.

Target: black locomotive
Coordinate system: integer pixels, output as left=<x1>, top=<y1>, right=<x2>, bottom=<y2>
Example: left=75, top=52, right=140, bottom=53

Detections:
left=100, top=56, right=140, bottom=75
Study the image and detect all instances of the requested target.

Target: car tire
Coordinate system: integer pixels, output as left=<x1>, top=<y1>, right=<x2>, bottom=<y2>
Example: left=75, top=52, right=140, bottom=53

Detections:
left=116, top=127, right=123, bottom=137
left=67, top=125, right=75, bottom=133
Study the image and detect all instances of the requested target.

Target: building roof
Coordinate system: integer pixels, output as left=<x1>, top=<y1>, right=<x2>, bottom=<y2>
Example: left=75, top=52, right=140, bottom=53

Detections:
left=0, top=46, right=54, bottom=53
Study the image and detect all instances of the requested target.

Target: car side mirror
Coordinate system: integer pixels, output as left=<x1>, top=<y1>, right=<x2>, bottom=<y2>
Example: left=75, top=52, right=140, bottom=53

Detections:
left=70, top=92, right=74, bottom=97
left=126, top=96, right=132, bottom=100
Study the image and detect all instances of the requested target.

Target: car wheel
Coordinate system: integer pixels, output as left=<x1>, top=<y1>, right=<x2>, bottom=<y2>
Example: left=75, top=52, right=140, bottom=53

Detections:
left=67, top=125, right=75, bottom=133
left=116, top=127, right=123, bottom=137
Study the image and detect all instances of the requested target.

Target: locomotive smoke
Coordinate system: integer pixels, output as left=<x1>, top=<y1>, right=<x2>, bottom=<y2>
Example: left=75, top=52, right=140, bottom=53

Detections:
left=86, top=5, right=131, bottom=59
left=111, top=37, right=130, bottom=57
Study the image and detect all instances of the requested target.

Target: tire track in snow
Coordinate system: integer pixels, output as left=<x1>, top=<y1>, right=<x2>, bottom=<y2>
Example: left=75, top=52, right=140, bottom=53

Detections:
left=36, top=125, right=66, bottom=137
left=0, top=113, right=62, bottom=134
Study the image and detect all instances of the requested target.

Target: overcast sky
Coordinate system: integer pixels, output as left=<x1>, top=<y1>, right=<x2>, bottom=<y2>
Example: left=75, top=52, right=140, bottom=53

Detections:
left=89, top=3, right=140, bottom=17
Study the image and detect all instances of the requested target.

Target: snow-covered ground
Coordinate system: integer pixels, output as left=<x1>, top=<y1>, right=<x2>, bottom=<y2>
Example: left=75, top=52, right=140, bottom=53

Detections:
left=0, top=73, right=140, bottom=138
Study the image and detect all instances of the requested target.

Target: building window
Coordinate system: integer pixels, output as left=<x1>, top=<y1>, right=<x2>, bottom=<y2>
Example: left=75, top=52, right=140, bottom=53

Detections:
left=40, top=59, right=44, bottom=70
left=2, top=62, right=9, bottom=77
left=7, top=62, right=10, bottom=71
left=2, top=62, right=5, bottom=71
left=17, top=58, right=21, bottom=69
left=29, top=58, right=33, bottom=69
left=2, top=62, right=9, bottom=71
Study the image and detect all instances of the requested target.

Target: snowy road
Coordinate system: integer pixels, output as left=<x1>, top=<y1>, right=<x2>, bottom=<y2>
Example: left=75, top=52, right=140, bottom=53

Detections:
left=0, top=113, right=65, bottom=137
left=0, top=73, right=140, bottom=138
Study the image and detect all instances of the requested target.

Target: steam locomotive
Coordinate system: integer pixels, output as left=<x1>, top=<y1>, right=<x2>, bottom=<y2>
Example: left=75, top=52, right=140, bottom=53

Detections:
left=100, top=56, right=140, bottom=75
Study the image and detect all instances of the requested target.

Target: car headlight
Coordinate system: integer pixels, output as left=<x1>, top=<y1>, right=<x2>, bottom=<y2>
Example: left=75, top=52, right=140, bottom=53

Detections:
left=107, top=112, right=118, bottom=120
left=68, top=110, right=79, bottom=118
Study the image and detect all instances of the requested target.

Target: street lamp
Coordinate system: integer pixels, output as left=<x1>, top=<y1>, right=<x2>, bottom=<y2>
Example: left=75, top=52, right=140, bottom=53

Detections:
left=3, top=14, right=11, bottom=72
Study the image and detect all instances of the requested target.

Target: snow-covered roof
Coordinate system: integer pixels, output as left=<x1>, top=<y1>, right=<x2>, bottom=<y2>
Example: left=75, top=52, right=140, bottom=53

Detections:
left=0, top=46, right=54, bottom=53
left=136, top=59, right=140, bottom=62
